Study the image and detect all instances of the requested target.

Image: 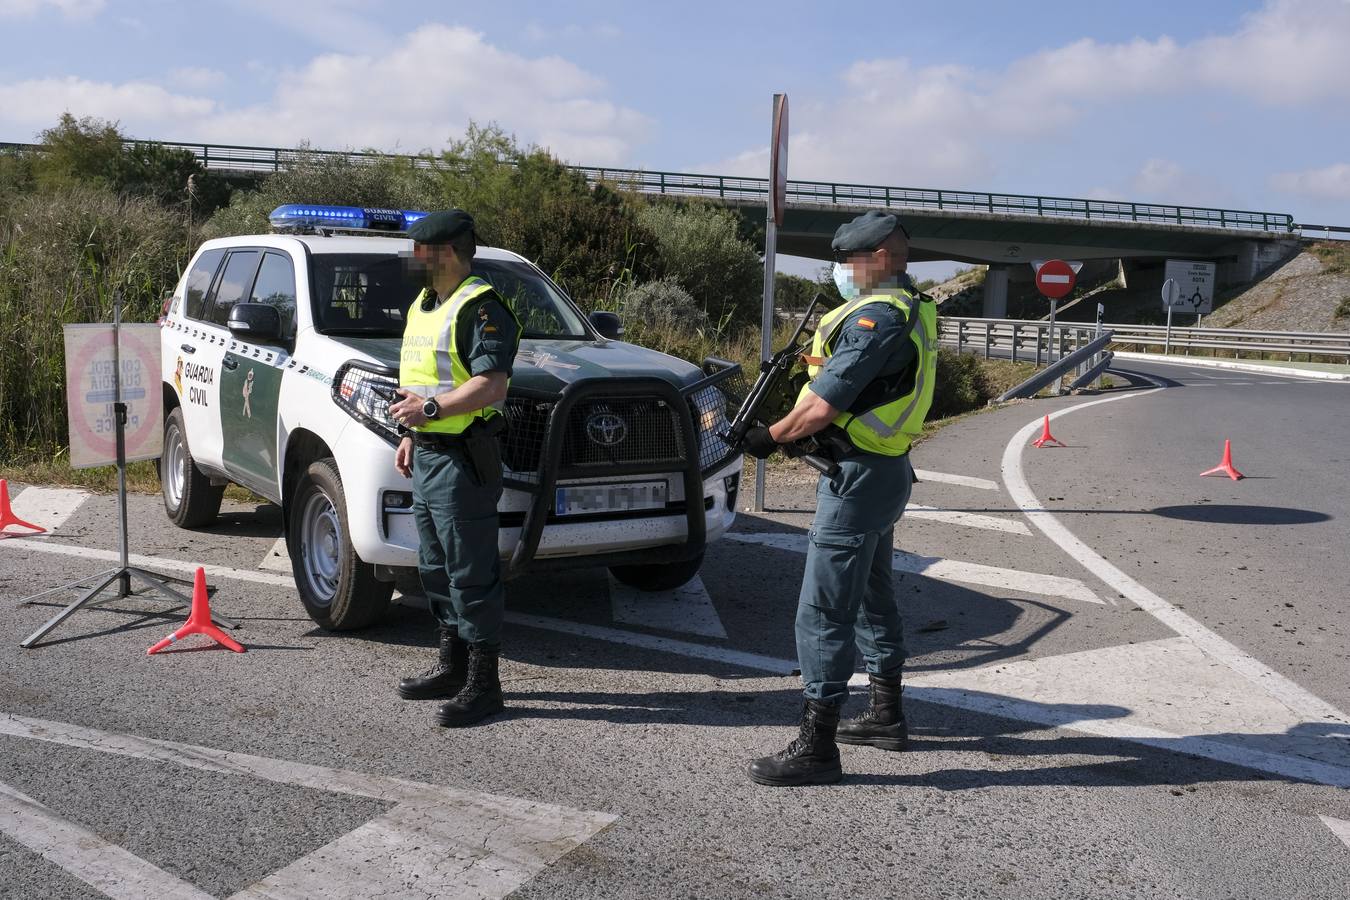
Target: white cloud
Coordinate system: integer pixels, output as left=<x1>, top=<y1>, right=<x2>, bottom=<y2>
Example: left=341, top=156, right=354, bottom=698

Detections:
left=0, top=25, right=649, bottom=165
left=708, top=0, right=1350, bottom=189
left=0, top=0, right=103, bottom=18
left=230, top=0, right=390, bottom=50
left=168, top=67, right=226, bottom=91
left=1132, top=159, right=1186, bottom=197
left=1271, top=163, right=1350, bottom=200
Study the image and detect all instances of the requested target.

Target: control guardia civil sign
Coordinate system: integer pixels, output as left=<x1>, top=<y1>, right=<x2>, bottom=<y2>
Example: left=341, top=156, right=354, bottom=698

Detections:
left=63, top=324, right=162, bottom=468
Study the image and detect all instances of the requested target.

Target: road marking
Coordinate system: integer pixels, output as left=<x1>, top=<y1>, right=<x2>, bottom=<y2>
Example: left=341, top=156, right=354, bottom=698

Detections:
left=0, top=537, right=297, bottom=587
left=728, top=532, right=1104, bottom=605
left=259, top=536, right=291, bottom=572
left=906, top=505, right=1032, bottom=535
left=0, top=779, right=214, bottom=900
left=1320, top=816, right=1350, bottom=850
left=8, top=487, right=88, bottom=536
left=912, top=469, right=999, bottom=491
left=0, top=713, right=615, bottom=900
left=1001, top=386, right=1350, bottom=729
left=609, top=574, right=727, bottom=639
left=504, top=614, right=1350, bottom=788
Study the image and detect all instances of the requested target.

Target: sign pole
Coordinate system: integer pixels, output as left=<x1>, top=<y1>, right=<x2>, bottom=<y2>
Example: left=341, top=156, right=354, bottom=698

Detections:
left=753, top=93, right=788, bottom=514
left=1165, top=305, right=1174, bottom=355
left=19, top=293, right=237, bottom=648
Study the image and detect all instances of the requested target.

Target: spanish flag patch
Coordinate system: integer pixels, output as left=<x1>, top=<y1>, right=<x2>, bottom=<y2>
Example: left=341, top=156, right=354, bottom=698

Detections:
left=857, top=317, right=876, bottom=330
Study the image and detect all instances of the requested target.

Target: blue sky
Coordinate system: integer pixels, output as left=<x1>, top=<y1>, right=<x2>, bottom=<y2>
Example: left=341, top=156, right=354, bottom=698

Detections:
left=1, top=0, right=1347, bottom=280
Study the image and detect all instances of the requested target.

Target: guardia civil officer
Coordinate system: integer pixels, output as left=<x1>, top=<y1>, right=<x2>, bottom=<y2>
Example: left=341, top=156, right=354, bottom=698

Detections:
left=742, top=210, right=937, bottom=786
left=388, top=209, right=522, bottom=728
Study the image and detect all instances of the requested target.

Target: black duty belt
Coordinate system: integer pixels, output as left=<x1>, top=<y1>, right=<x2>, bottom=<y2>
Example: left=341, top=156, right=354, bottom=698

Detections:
left=411, top=431, right=466, bottom=450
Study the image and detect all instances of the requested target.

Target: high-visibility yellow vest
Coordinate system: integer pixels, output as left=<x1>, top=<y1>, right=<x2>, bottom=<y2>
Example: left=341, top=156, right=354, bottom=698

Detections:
left=399, top=276, right=514, bottom=435
left=798, top=287, right=938, bottom=456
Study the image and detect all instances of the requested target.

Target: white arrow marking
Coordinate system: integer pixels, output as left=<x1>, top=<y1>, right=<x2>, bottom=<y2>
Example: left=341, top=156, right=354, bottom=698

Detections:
left=609, top=573, right=727, bottom=638
left=727, top=532, right=1104, bottom=605
left=1320, top=816, right=1350, bottom=850
left=7, top=487, right=88, bottom=536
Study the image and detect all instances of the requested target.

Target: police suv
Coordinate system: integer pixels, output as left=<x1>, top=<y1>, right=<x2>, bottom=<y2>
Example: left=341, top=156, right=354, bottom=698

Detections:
left=159, top=204, right=744, bottom=629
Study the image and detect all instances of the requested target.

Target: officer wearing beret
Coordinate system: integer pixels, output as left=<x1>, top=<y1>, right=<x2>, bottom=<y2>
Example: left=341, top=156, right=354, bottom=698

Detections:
left=389, top=209, right=522, bottom=728
left=744, top=210, right=937, bottom=785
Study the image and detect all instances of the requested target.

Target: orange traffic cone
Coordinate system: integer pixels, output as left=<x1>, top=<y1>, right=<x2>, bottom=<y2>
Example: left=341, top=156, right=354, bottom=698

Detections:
left=1200, top=439, right=1244, bottom=481
left=147, top=567, right=245, bottom=654
left=1031, top=415, right=1066, bottom=448
left=0, top=479, right=46, bottom=538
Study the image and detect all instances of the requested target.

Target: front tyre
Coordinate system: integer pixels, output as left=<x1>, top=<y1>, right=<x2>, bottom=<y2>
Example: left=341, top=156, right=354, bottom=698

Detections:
left=609, top=552, right=705, bottom=592
left=161, top=407, right=224, bottom=528
left=289, top=458, right=392, bottom=630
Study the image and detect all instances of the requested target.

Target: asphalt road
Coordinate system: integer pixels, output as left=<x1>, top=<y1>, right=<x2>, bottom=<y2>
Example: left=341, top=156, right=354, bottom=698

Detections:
left=1, top=356, right=1348, bottom=899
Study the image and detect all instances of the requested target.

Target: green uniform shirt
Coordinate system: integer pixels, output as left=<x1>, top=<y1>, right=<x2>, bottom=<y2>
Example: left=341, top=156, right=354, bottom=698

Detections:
left=809, top=275, right=920, bottom=413
left=452, top=290, right=521, bottom=378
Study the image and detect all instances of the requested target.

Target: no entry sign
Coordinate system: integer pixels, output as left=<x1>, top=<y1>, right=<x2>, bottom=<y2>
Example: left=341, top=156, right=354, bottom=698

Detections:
left=1035, top=259, right=1077, bottom=299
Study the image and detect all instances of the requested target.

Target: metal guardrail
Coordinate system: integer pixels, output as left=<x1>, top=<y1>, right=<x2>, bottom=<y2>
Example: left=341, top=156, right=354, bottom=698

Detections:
left=0, top=139, right=1299, bottom=234
left=996, top=331, right=1114, bottom=401
left=941, top=317, right=1350, bottom=364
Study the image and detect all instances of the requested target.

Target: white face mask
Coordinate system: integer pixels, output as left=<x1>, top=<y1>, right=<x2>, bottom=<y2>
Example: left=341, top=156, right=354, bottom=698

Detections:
left=832, top=262, right=860, bottom=301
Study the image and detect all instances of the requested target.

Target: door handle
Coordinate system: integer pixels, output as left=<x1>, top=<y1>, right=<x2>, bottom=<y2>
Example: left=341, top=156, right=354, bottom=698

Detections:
left=180, top=344, right=196, bottom=354
left=221, top=357, right=239, bottom=371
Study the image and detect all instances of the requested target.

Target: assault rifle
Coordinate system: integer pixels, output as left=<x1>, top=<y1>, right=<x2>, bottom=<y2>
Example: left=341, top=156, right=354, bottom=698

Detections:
left=720, top=293, right=839, bottom=477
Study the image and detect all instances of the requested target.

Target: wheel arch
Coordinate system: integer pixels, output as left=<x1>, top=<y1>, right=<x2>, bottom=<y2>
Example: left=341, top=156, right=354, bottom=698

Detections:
left=282, top=428, right=333, bottom=527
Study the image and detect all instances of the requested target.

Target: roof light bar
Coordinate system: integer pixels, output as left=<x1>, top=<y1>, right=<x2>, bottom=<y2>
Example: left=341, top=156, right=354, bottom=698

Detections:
left=268, top=204, right=428, bottom=233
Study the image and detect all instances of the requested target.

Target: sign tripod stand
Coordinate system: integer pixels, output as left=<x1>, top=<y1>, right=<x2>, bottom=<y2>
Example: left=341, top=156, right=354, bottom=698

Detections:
left=18, top=293, right=237, bottom=648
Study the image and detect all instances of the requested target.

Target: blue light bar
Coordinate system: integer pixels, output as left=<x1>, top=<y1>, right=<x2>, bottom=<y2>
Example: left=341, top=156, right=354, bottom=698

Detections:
left=269, top=204, right=428, bottom=232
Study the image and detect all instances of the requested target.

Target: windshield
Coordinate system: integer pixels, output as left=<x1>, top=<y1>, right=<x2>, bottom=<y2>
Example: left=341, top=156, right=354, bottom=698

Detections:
left=309, top=253, right=591, bottom=339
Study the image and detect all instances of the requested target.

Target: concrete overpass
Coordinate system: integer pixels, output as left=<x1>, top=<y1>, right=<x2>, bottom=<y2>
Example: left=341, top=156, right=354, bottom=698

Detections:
left=2, top=138, right=1309, bottom=315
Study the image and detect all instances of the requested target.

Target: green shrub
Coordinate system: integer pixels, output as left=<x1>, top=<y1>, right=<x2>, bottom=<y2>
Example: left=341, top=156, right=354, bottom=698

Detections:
left=927, top=348, right=996, bottom=420
left=0, top=186, right=188, bottom=460
left=1335, top=297, right=1350, bottom=320
left=636, top=202, right=762, bottom=331
left=618, top=276, right=709, bottom=332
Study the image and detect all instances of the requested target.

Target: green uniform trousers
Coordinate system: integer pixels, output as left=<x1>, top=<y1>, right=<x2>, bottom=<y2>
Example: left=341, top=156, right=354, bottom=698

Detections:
left=796, top=452, right=913, bottom=706
left=412, top=442, right=504, bottom=646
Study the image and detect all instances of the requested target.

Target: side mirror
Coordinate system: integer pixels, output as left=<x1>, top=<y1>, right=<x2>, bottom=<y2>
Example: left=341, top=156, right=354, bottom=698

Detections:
left=228, top=303, right=284, bottom=343
left=588, top=311, right=623, bottom=340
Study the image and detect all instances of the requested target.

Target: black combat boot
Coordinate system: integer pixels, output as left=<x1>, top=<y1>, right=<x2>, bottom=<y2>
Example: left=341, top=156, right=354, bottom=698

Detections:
left=397, top=626, right=468, bottom=700
left=836, top=673, right=908, bottom=751
left=435, top=644, right=505, bottom=727
left=747, top=699, right=843, bottom=786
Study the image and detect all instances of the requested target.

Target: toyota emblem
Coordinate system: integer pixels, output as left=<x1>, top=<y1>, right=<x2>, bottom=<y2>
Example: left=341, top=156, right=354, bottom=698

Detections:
left=585, top=412, right=628, bottom=447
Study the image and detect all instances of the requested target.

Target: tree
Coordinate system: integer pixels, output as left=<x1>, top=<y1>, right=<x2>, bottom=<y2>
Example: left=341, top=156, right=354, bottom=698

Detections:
left=635, top=201, right=762, bottom=331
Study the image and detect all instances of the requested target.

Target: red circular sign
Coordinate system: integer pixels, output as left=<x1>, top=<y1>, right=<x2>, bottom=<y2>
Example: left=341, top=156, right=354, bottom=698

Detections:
left=1035, top=259, right=1076, bottom=299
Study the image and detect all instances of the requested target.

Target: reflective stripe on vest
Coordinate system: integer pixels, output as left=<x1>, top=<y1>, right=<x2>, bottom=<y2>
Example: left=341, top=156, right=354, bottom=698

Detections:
left=399, top=275, right=497, bottom=435
left=799, top=288, right=938, bottom=457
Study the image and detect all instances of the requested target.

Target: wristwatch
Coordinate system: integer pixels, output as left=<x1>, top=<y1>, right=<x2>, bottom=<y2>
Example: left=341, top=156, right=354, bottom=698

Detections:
left=422, top=397, right=441, bottom=420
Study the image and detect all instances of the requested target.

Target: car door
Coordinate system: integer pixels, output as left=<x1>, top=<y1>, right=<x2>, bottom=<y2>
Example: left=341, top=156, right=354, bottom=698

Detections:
left=187, top=248, right=262, bottom=474
left=169, top=247, right=232, bottom=474
left=221, top=250, right=296, bottom=498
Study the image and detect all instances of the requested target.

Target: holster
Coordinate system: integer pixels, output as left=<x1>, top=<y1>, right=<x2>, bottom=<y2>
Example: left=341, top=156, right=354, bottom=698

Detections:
left=462, top=415, right=506, bottom=486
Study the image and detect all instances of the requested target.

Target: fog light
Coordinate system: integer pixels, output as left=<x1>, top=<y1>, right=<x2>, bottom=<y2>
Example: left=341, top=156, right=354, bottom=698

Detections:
left=382, top=491, right=413, bottom=510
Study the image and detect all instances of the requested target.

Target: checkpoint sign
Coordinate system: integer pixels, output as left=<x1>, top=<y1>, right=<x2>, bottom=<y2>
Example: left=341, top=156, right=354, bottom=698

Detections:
left=1035, top=259, right=1077, bottom=299
left=63, top=324, right=162, bottom=469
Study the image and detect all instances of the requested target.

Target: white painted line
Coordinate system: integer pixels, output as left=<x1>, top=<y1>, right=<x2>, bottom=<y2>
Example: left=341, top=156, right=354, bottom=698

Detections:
left=0, top=713, right=616, bottom=900
left=8, top=487, right=88, bottom=536
left=507, top=612, right=793, bottom=674
left=502, top=616, right=1350, bottom=787
left=609, top=574, right=727, bottom=639
left=728, top=532, right=1104, bottom=605
left=259, top=535, right=291, bottom=572
left=0, top=537, right=296, bottom=587
left=1320, top=815, right=1350, bottom=850
left=1225, top=380, right=1254, bottom=385
left=1001, top=384, right=1350, bottom=729
left=906, top=505, right=1032, bottom=536
left=0, top=779, right=214, bottom=900
left=1114, top=351, right=1350, bottom=381
left=912, top=469, right=999, bottom=491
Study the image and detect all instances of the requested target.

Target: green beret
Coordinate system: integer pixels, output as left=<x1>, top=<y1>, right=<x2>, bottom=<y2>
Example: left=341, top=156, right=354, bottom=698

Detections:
left=831, top=210, right=909, bottom=253
left=408, top=208, right=476, bottom=245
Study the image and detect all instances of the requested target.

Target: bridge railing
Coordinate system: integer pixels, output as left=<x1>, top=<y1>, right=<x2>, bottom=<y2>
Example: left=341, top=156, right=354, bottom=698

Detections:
left=0, top=139, right=1298, bottom=235
left=940, top=317, right=1350, bottom=364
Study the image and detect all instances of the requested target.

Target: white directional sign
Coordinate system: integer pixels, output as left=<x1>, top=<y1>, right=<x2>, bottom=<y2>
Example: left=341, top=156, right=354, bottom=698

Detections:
left=1162, top=260, right=1216, bottom=314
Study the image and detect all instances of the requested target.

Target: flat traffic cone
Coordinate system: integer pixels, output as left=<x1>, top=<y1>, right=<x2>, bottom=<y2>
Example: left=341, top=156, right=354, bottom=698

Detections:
left=147, top=567, right=245, bottom=655
left=1031, top=416, right=1066, bottom=448
left=0, top=479, right=46, bottom=538
left=1200, top=439, right=1244, bottom=481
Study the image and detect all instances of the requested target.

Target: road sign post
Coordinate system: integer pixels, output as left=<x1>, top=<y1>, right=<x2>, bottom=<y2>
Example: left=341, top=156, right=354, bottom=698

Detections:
left=1033, top=259, right=1077, bottom=372
left=754, top=92, right=788, bottom=513
left=1161, top=278, right=1180, bottom=354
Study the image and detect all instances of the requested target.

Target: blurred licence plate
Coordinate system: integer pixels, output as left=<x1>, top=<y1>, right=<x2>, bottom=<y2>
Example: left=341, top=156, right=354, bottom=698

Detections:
left=555, top=481, right=668, bottom=516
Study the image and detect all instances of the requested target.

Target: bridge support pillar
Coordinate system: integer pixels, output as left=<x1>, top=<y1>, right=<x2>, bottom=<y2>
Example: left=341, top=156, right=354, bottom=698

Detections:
left=982, top=265, right=1009, bottom=318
